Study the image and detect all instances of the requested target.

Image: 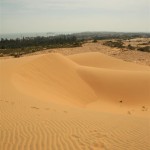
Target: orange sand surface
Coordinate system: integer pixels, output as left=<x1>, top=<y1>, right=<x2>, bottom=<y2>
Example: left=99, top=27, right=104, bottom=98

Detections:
left=0, top=52, right=150, bottom=150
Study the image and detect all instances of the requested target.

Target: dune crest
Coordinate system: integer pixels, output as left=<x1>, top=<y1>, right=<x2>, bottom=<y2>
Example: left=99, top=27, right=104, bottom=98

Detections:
left=68, top=52, right=150, bottom=71
left=13, top=52, right=150, bottom=108
left=12, top=53, right=97, bottom=106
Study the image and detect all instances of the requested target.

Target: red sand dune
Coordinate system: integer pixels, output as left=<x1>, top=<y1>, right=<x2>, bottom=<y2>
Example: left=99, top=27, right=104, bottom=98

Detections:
left=0, top=52, right=150, bottom=150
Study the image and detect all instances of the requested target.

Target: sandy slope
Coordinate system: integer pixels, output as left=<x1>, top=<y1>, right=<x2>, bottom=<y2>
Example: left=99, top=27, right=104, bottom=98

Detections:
left=68, top=52, right=150, bottom=71
left=0, top=52, right=150, bottom=150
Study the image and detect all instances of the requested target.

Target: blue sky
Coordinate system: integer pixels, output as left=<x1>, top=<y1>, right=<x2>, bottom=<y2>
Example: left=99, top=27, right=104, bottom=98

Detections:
left=0, top=0, right=149, bottom=33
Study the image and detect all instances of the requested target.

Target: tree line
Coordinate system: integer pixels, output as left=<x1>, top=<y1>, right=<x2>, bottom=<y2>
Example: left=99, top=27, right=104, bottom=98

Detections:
left=0, top=35, right=82, bottom=57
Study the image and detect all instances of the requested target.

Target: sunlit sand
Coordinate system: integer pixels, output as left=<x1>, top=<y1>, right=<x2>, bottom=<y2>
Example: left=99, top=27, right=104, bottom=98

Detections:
left=1, top=49, right=150, bottom=150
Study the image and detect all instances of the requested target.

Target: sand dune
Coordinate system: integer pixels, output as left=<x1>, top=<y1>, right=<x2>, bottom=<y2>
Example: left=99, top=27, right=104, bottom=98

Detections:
left=1, top=52, right=150, bottom=150
left=68, top=52, right=150, bottom=71
left=78, top=66, right=150, bottom=104
left=12, top=53, right=97, bottom=106
left=13, top=52, right=150, bottom=107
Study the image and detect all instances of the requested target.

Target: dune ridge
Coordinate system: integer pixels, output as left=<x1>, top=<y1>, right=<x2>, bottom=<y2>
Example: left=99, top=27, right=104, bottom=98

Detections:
left=1, top=52, right=150, bottom=150
left=13, top=52, right=150, bottom=107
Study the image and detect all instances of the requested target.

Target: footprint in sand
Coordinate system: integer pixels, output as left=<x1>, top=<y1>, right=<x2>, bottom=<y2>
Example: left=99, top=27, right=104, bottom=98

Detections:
left=0, top=100, right=15, bottom=105
left=92, top=142, right=106, bottom=150
left=72, top=134, right=80, bottom=139
left=90, top=130, right=107, bottom=138
left=63, top=110, right=68, bottom=113
left=90, top=130, right=97, bottom=133
left=142, top=106, right=148, bottom=111
left=31, top=106, right=40, bottom=110
left=119, top=100, right=123, bottom=103
left=127, top=111, right=131, bottom=115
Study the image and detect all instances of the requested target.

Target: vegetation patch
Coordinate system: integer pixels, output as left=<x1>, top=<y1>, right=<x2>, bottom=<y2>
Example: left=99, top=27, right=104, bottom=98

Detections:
left=103, top=40, right=124, bottom=48
left=137, top=46, right=150, bottom=52
left=0, top=35, right=82, bottom=57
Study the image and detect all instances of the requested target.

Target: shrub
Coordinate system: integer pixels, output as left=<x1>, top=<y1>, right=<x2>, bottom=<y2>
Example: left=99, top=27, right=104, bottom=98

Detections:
left=0, top=53, right=4, bottom=57
left=104, top=40, right=124, bottom=48
left=127, top=44, right=135, bottom=50
left=93, top=39, right=97, bottom=43
left=137, top=46, right=150, bottom=52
